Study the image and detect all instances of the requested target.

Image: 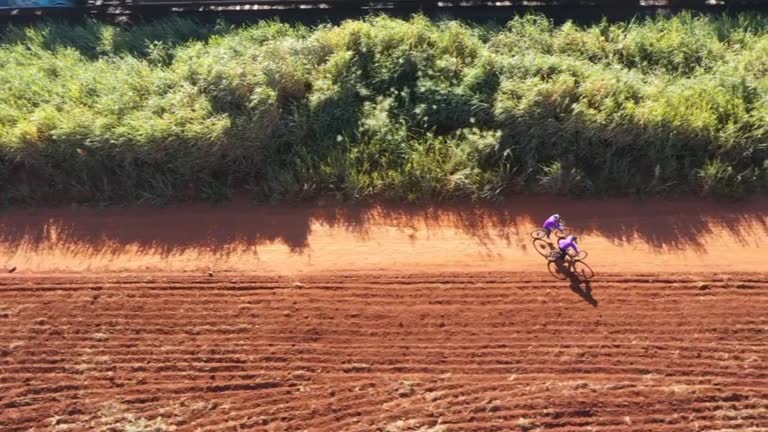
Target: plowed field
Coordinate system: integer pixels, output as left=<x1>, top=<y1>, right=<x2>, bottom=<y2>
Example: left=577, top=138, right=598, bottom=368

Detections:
left=1, top=199, right=766, bottom=431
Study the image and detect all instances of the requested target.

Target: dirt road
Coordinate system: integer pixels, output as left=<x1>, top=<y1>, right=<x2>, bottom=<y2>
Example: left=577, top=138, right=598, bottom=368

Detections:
left=0, top=198, right=766, bottom=431
left=0, top=197, right=766, bottom=275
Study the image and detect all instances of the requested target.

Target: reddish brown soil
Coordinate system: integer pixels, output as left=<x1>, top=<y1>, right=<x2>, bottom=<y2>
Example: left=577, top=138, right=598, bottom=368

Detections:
left=0, top=200, right=766, bottom=431
left=0, top=197, right=766, bottom=275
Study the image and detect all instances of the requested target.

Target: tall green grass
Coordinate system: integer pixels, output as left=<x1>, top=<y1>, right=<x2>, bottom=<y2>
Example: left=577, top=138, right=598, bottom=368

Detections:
left=1, top=13, right=768, bottom=204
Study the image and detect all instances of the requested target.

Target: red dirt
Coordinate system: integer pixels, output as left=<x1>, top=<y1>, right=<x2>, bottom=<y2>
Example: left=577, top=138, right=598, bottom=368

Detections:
left=0, top=199, right=766, bottom=431
left=0, top=197, right=766, bottom=275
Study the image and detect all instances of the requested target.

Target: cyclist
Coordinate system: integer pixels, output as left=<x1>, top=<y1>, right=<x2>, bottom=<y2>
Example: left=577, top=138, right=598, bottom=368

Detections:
left=542, top=214, right=564, bottom=239
left=558, top=235, right=579, bottom=260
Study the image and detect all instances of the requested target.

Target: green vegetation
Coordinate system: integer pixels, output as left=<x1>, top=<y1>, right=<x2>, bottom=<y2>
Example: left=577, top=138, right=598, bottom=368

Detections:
left=1, top=13, right=767, bottom=204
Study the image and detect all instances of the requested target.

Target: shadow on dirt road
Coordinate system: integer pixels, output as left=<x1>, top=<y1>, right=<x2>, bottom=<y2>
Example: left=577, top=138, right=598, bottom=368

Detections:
left=0, top=198, right=765, bottom=259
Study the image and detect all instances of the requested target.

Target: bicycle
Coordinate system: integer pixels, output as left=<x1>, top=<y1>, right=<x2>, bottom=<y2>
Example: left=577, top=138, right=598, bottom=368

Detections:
left=530, top=222, right=571, bottom=259
left=530, top=223, right=571, bottom=241
left=546, top=250, right=594, bottom=282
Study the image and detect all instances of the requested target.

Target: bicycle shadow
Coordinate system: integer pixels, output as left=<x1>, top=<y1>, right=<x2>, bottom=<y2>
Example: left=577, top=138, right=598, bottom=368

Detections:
left=548, top=258, right=598, bottom=307
left=570, top=278, right=597, bottom=307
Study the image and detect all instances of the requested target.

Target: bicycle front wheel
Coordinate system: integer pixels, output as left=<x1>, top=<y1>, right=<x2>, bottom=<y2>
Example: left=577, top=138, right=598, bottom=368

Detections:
left=570, top=250, right=588, bottom=261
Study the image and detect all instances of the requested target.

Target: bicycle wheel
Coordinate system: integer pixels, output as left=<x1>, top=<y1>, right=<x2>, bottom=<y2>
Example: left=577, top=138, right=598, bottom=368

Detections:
left=530, top=228, right=547, bottom=240
left=532, top=238, right=552, bottom=257
left=572, top=261, right=595, bottom=281
left=554, top=227, right=572, bottom=239
left=547, top=260, right=569, bottom=280
left=570, top=250, right=588, bottom=261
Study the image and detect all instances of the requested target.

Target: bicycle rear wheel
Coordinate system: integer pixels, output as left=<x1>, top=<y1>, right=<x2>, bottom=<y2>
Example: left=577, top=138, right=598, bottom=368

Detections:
left=532, top=238, right=552, bottom=257
left=573, top=261, right=595, bottom=281
left=547, top=260, right=569, bottom=280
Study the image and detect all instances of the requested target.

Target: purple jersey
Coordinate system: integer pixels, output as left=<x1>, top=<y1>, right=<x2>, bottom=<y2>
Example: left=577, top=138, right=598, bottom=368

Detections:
left=558, top=236, right=579, bottom=254
left=543, top=215, right=562, bottom=231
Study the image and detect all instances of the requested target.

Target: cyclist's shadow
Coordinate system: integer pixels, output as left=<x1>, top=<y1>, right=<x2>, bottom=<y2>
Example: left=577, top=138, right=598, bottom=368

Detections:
left=550, top=259, right=598, bottom=307
left=570, top=277, right=597, bottom=307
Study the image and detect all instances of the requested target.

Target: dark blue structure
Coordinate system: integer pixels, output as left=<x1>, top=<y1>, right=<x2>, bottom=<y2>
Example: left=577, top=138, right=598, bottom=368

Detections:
left=1, top=0, right=768, bottom=19
left=1, top=0, right=74, bottom=7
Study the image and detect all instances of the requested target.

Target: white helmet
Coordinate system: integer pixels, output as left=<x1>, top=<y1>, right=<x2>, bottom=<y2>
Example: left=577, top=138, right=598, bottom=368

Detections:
left=553, top=214, right=560, bottom=220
